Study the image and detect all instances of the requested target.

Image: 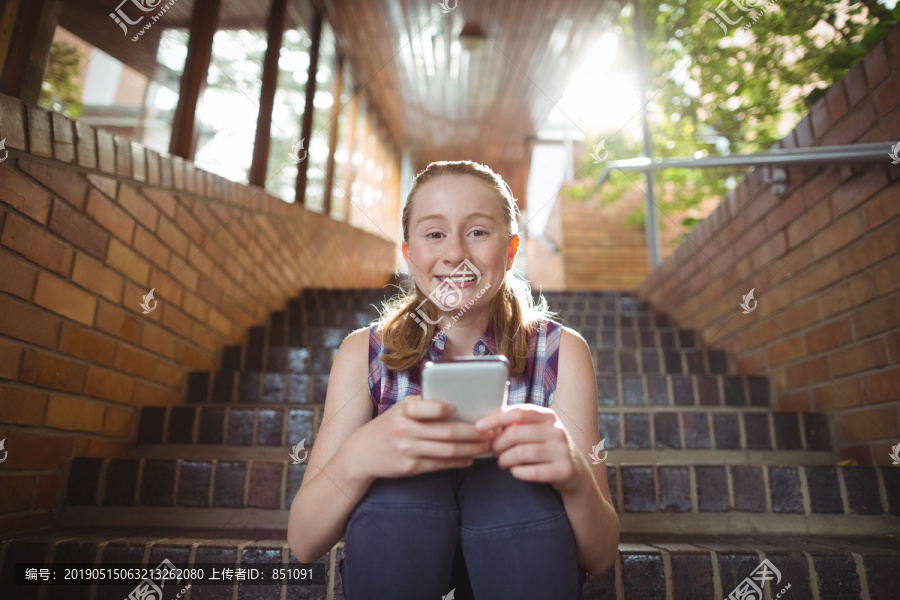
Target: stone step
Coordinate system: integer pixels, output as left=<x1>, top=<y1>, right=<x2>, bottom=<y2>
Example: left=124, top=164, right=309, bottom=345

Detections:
left=135, top=405, right=829, bottom=455
left=3, top=530, right=898, bottom=600
left=60, top=458, right=900, bottom=535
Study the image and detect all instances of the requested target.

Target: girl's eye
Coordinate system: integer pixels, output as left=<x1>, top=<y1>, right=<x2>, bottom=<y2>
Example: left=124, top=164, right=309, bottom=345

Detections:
left=470, top=230, right=488, bottom=237
left=425, top=232, right=444, bottom=239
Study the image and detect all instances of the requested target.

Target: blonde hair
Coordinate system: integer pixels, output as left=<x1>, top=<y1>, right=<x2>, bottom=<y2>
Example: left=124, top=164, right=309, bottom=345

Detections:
left=374, top=160, right=557, bottom=376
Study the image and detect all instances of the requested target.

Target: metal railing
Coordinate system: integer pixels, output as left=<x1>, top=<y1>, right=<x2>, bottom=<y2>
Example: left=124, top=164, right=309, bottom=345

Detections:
left=595, top=141, right=896, bottom=267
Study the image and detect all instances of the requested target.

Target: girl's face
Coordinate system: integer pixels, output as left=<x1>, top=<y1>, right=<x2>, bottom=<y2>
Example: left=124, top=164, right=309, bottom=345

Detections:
left=403, top=175, right=519, bottom=314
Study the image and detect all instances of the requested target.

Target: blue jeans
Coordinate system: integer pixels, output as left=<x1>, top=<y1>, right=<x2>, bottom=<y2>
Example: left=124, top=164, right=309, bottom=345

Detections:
left=339, top=456, right=587, bottom=599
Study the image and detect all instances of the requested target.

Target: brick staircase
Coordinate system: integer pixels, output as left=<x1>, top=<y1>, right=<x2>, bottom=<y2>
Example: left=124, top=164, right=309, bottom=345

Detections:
left=1, top=287, right=898, bottom=599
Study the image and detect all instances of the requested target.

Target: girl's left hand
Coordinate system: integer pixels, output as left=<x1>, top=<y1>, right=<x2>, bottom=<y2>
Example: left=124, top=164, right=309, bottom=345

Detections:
left=475, top=404, right=583, bottom=494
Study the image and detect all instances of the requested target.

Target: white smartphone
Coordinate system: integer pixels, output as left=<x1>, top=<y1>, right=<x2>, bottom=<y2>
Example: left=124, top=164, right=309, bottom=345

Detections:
left=421, top=356, right=510, bottom=459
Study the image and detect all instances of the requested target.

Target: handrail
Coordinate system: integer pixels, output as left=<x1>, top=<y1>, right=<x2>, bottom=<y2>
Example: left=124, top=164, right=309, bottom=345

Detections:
left=597, top=142, right=894, bottom=187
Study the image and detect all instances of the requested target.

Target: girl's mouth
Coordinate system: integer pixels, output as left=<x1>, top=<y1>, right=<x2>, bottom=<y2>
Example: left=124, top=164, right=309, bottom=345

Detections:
left=435, top=274, right=478, bottom=288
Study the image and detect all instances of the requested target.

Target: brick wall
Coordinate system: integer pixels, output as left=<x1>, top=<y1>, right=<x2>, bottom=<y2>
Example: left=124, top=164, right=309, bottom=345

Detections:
left=637, top=25, right=900, bottom=466
left=0, top=94, right=397, bottom=532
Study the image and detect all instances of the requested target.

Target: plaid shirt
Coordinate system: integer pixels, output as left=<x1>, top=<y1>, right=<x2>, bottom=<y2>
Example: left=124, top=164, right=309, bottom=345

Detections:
left=368, top=318, right=562, bottom=417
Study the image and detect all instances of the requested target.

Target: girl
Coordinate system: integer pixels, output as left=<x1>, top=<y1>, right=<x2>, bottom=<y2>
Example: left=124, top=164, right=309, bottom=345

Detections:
left=287, top=161, right=619, bottom=599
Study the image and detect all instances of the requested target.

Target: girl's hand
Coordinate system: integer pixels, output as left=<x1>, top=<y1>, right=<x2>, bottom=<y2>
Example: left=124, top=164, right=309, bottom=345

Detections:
left=475, top=404, right=583, bottom=494
left=349, top=395, right=496, bottom=480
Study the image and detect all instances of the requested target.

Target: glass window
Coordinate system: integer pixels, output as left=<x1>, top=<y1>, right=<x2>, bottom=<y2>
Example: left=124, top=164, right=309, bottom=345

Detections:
left=40, top=26, right=188, bottom=155
left=304, top=22, right=337, bottom=212
left=330, top=63, right=355, bottom=220
left=193, top=30, right=267, bottom=183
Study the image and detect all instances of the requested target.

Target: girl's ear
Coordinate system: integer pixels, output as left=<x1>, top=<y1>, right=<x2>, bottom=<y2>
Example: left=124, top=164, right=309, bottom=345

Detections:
left=402, top=241, right=411, bottom=270
left=506, top=234, right=520, bottom=269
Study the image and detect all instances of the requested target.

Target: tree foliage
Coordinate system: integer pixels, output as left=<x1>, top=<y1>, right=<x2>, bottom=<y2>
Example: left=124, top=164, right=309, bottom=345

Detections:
left=567, top=0, right=900, bottom=235
left=40, top=41, right=85, bottom=119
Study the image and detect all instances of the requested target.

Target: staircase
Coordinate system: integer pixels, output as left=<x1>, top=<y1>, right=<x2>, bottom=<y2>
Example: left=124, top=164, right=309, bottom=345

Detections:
left=1, top=287, right=898, bottom=600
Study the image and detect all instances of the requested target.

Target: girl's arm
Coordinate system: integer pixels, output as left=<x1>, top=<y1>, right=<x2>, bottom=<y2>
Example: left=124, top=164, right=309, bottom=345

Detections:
left=551, top=328, right=621, bottom=576
left=288, top=328, right=377, bottom=563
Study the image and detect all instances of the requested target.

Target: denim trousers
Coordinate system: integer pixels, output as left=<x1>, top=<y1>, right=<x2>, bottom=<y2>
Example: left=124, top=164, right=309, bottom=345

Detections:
left=339, top=456, right=586, bottom=600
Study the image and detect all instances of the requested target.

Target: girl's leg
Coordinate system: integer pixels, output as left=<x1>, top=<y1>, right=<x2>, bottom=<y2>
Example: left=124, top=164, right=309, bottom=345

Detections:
left=340, top=468, right=461, bottom=600
left=457, top=457, right=586, bottom=600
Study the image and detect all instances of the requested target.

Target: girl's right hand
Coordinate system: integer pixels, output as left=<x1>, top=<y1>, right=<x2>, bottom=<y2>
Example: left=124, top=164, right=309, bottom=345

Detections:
left=348, top=395, right=495, bottom=479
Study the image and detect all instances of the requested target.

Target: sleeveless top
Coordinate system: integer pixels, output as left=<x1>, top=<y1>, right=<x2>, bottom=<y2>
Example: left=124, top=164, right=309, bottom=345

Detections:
left=367, top=318, right=563, bottom=417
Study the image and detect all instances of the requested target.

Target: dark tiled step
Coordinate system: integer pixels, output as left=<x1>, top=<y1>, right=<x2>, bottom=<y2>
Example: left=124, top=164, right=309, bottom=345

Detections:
left=597, top=410, right=831, bottom=452
left=604, top=464, right=899, bottom=520
left=187, top=369, right=330, bottom=404
left=0, top=528, right=333, bottom=600
left=63, top=458, right=306, bottom=512
left=596, top=373, right=770, bottom=407
left=136, top=406, right=317, bottom=448
left=594, top=347, right=730, bottom=373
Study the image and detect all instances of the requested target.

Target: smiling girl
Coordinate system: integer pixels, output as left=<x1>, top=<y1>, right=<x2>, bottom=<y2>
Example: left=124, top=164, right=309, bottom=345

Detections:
left=287, top=161, right=619, bottom=599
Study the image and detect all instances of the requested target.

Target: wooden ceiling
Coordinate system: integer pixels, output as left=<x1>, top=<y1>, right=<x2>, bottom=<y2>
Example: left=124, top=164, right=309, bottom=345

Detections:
left=318, top=0, right=622, bottom=177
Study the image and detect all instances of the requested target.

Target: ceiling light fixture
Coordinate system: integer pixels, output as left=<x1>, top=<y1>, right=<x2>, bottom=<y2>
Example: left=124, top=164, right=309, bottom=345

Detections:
left=459, top=21, right=486, bottom=53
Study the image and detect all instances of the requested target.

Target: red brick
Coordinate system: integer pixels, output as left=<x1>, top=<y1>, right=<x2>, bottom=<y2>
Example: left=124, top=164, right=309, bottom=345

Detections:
left=48, top=198, right=107, bottom=260
left=131, top=143, right=146, bottom=182
left=18, top=159, right=89, bottom=210
left=0, top=382, right=47, bottom=426
left=51, top=112, right=75, bottom=163
left=20, top=348, right=86, bottom=393
left=95, top=300, right=141, bottom=344
left=87, top=174, right=118, bottom=199
left=805, top=317, right=853, bottom=356
left=45, top=395, right=104, bottom=433
left=71, top=252, right=124, bottom=304
left=133, top=226, right=170, bottom=269
left=0, top=336, right=20, bottom=379
left=84, top=365, right=134, bottom=403
left=813, top=379, right=863, bottom=411
left=85, top=189, right=134, bottom=244
left=157, top=215, right=189, bottom=256
left=0, top=94, right=27, bottom=150
left=0, top=164, right=52, bottom=224
left=810, top=99, right=830, bottom=140
left=117, top=186, right=159, bottom=233
left=103, top=404, right=135, bottom=438
left=767, top=335, right=805, bottom=366
left=872, top=256, right=900, bottom=296
left=843, top=62, right=869, bottom=107
left=794, top=115, right=813, bottom=147
left=172, top=156, right=185, bottom=190
left=146, top=151, right=160, bottom=186
left=0, top=475, right=35, bottom=513
left=97, top=129, right=115, bottom=174
left=825, top=81, right=849, bottom=122
left=58, top=321, right=116, bottom=366
left=820, top=273, right=877, bottom=318
left=115, top=137, right=132, bottom=178
left=840, top=406, right=899, bottom=442
left=776, top=388, right=811, bottom=412
left=810, top=208, right=867, bottom=261
left=853, top=293, right=900, bottom=339
left=750, top=232, right=787, bottom=271
left=861, top=366, right=900, bottom=404
left=140, top=321, right=177, bottom=357
left=170, top=254, right=199, bottom=292
left=75, top=121, right=97, bottom=170
left=1, top=214, right=73, bottom=276
left=0, top=512, right=53, bottom=534
left=863, top=39, right=890, bottom=88
left=829, top=166, right=889, bottom=219
left=107, top=238, right=151, bottom=286
left=802, top=167, right=847, bottom=210
left=887, top=330, right=900, bottom=362
left=175, top=205, right=204, bottom=245
left=794, top=257, right=842, bottom=300
left=888, top=24, right=900, bottom=70
left=822, top=98, right=879, bottom=146
left=784, top=356, right=830, bottom=387
left=84, top=439, right=130, bottom=458
left=113, top=343, right=159, bottom=380
left=873, top=70, right=900, bottom=116
left=863, top=185, right=900, bottom=229
left=829, top=339, right=888, bottom=378
left=0, top=252, right=37, bottom=299
left=189, top=244, right=214, bottom=278
left=773, top=297, right=821, bottom=334
left=838, top=224, right=900, bottom=278
left=27, top=105, right=52, bottom=157
left=0, top=427, right=75, bottom=469
left=33, top=272, right=96, bottom=326
left=0, top=295, right=59, bottom=348
left=34, top=474, right=61, bottom=508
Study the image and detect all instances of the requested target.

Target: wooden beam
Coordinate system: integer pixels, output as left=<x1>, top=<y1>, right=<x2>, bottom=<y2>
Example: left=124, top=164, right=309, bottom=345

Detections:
left=169, top=0, right=221, bottom=160
left=249, top=0, right=288, bottom=187
left=340, top=92, right=359, bottom=222
left=322, top=54, right=344, bottom=216
left=294, top=10, right=321, bottom=206
left=0, top=0, right=63, bottom=103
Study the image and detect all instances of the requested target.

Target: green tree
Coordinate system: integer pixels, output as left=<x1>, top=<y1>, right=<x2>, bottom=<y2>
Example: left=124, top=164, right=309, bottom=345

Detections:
left=40, top=41, right=85, bottom=118
left=567, top=0, right=900, bottom=235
